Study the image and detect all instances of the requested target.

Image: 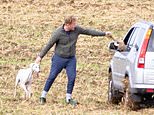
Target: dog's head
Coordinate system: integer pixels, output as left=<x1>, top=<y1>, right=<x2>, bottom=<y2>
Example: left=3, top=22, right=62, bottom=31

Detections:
left=109, top=41, right=126, bottom=52
left=117, top=41, right=127, bottom=51
left=30, top=63, right=40, bottom=73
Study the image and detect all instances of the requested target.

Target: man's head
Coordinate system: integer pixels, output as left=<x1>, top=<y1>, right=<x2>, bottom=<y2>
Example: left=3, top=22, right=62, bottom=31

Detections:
left=64, top=15, right=77, bottom=31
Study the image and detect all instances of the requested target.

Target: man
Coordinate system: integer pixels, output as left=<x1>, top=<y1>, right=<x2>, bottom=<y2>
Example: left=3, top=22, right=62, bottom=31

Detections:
left=35, top=15, right=112, bottom=105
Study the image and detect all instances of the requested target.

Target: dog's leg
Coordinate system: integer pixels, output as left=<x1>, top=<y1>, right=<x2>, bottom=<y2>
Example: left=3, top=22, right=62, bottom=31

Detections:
left=26, top=83, right=32, bottom=98
left=20, top=83, right=29, bottom=100
left=14, top=83, right=17, bottom=98
left=14, top=76, right=20, bottom=98
left=14, top=87, right=17, bottom=98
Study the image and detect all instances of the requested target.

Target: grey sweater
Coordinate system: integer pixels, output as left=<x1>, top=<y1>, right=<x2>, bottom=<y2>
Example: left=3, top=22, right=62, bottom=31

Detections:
left=39, top=25, right=106, bottom=58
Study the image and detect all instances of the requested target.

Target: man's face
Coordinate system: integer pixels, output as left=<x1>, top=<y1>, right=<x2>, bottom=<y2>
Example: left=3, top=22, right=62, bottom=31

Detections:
left=68, top=21, right=77, bottom=31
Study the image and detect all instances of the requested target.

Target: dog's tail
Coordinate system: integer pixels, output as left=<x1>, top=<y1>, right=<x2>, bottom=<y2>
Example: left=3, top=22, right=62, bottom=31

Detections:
left=14, top=77, right=20, bottom=98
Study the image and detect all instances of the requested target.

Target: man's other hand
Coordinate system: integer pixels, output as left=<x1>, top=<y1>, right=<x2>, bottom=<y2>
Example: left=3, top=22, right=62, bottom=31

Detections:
left=35, top=56, right=42, bottom=64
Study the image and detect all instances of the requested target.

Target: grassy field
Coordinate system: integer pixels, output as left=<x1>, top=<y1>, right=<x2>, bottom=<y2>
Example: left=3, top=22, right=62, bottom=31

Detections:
left=1, top=0, right=154, bottom=114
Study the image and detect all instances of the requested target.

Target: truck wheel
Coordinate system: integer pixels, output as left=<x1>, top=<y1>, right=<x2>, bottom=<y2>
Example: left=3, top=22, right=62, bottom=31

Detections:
left=122, top=77, right=140, bottom=110
left=108, top=72, right=121, bottom=104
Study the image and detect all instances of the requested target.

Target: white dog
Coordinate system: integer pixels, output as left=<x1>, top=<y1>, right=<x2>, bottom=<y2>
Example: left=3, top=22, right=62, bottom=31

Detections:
left=14, top=63, right=40, bottom=99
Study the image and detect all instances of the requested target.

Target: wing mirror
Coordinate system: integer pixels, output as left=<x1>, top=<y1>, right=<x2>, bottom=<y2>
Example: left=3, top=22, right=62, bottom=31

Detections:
left=108, top=41, right=119, bottom=51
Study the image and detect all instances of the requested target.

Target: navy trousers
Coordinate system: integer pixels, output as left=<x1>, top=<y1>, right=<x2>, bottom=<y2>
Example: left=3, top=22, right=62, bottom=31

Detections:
left=43, top=54, right=76, bottom=94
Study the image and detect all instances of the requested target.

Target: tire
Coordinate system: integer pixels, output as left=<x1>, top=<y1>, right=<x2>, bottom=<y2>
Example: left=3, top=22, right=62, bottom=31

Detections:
left=122, top=77, right=140, bottom=110
left=108, top=72, right=121, bottom=104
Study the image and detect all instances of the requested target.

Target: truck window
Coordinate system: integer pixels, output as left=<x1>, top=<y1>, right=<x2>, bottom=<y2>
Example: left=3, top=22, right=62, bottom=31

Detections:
left=123, top=28, right=135, bottom=45
left=127, top=27, right=140, bottom=49
left=147, top=29, right=154, bottom=52
left=136, top=28, right=146, bottom=49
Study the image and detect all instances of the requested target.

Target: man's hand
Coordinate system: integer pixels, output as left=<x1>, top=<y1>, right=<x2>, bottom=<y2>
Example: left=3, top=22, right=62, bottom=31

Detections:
left=105, top=32, right=116, bottom=41
left=35, top=56, right=42, bottom=64
left=105, top=32, right=112, bottom=37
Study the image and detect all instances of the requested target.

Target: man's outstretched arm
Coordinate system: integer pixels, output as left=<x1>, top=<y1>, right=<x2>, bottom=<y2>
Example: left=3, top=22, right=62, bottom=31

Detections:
left=77, top=26, right=112, bottom=37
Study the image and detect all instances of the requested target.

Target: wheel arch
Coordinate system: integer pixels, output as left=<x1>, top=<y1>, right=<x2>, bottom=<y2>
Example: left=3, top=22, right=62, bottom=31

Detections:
left=108, top=66, right=112, bottom=73
left=124, top=71, right=133, bottom=88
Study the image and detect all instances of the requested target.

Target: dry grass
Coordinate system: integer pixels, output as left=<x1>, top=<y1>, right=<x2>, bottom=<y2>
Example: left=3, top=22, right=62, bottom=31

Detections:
left=1, top=0, right=154, bottom=114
